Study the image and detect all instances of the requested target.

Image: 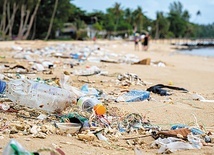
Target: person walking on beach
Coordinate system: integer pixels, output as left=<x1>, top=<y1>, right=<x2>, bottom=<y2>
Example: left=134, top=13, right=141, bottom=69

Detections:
left=143, top=33, right=149, bottom=51
left=140, top=33, right=145, bottom=51
left=134, top=33, right=140, bottom=51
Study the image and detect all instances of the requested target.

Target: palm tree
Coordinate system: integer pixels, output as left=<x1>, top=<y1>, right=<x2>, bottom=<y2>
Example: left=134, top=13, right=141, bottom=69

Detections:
left=155, top=12, right=161, bottom=39
left=124, top=8, right=133, bottom=33
left=168, top=1, right=190, bottom=38
left=154, top=11, right=169, bottom=39
left=45, top=0, right=59, bottom=40
left=194, top=10, right=201, bottom=23
left=196, top=10, right=201, bottom=16
left=133, top=6, right=144, bottom=33
left=112, top=2, right=122, bottom=33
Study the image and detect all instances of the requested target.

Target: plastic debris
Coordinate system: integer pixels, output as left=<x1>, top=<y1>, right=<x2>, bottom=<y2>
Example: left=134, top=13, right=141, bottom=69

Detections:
left=0, top=79, right=77, bottom=113
left=151, top=137, right=200, bottom=154
left=116, top=90, right=150, bottom=102
left=192, top=93, right=214, bottom=102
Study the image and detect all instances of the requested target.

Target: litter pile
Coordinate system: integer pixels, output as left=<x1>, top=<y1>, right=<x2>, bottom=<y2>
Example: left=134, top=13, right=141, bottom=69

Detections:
left=0, top=42, right=213, bottom=154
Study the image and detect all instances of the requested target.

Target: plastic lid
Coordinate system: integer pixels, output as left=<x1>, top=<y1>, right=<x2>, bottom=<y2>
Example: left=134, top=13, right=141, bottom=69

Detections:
left=0, top=80, right=6, bottom=93
left=93, top=104, right=106, bottom=115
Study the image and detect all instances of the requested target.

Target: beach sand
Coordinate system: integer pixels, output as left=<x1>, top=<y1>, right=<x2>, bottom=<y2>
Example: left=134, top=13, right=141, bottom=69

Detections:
left=0, top=40, right=214, bottom=154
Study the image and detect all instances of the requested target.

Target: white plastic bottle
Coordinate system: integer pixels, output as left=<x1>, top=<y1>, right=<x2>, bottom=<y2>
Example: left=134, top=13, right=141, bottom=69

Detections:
left=0, top=79, right=77, bottom=113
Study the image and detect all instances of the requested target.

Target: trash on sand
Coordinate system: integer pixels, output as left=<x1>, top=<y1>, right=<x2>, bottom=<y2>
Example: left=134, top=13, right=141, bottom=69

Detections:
left=32, top=63, right=45, bottom=71
left=3, top=139, right=65, bottom=155
left=133, top=58, right=151, bottom=65
left=80, top=84, right=99, bottom=97
left=192, top=93, right=214, bottom=102
left=3, top=139, right=33, bottom=155
left=56, top=123, right=82, bottom=134
left=116, top=90, right=150, bottom=102
left=100, top=58, right=118, bottom=63
left=0, top=79, right=77, bottom=113
left=73, top=66, right=101, bottom=76
left=93, top=129, right=108, bottom=141
left=77, top=96, right=106, bottom=115
left=117, top=73, right=146, bottom=86
left=151, top=137, right=200, bottom=154
left=78, top=132, right=97, bottom=141
left=151, top=60, right=167, bottom=67
left=187, top=134, right=203, bottom=149
left=171, top=124, right=205, bottom=135
left=60, top=73, right=85, bottom=98
left=152, top=128, right=191, bottom=139
left=59, top=112, right=89, bottom=130
left=147, top=84, right=188, bottom=96
left=0, top=103, right=10, bottom=111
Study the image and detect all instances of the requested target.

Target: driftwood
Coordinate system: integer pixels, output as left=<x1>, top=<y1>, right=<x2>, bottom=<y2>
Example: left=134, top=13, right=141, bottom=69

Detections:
left=120, top=134, right=151, bottom=140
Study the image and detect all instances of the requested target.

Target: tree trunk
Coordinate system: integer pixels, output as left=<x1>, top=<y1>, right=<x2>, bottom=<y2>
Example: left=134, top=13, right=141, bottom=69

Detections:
left=23, top=0, right=41, bottom=40
left=5, top=2, right=11, bottom=35
left=155, top=21, right=159, bottom=39
left=31, top=15, right=37, bottom=40
left=17, top=4, right=26, bottom=39
left=45, top=0, right=58, bottom=40
left=9, top=3, right=18, bottom=39
left=4, top=2, right=18, bottom=39
left=23, top=10, right=30, bottom=34
left=6, top=2, right=10, bottom=28
left=0, top=0, right=7, bottom=39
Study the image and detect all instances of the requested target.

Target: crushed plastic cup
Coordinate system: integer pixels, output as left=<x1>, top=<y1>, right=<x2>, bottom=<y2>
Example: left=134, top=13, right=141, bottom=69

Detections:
left=77, top=96, right=106, bottom=115
left=56, top=123, right=82, bottom=134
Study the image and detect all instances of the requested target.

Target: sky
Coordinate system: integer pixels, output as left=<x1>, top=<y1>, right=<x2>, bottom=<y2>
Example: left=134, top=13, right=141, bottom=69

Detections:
left=72, top=0, right=214, bottom=25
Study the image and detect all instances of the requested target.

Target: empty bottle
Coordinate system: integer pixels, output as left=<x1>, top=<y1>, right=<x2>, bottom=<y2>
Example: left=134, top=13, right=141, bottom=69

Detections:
left=3, top=139, right=33, bottom=155
left=0, top=79, right=77, bottom=113
left=77, top=96, right=106, bottom=115
left=116, top=90, right=150, bottom=102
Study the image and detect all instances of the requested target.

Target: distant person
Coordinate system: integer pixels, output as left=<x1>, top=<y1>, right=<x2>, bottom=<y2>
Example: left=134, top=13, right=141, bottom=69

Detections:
left=143, top=33, right=150, bottom=51
left=134, top=33, right=140, bottom=51
left=140, top=34, right=145, bottom=51
left=93, top=36, right=96, bottom=44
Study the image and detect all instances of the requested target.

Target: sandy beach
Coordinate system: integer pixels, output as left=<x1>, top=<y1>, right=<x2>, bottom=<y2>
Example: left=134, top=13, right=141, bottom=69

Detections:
left=0, top=40, right=214, bottom=155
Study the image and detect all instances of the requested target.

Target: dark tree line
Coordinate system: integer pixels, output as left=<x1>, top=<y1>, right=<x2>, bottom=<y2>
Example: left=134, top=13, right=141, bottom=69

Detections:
left=0, top=0, right=213, bottom=40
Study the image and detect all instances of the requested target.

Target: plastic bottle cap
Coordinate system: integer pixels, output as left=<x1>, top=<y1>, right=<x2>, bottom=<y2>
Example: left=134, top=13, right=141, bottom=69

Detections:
left=93, top=104, right=106, bottom=115
left=0, top=80, right=6, bottom=93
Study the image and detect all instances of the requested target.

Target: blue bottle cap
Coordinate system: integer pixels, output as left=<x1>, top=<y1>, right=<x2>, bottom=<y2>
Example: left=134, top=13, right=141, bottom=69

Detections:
left=0, top=80, right=6, bottom=93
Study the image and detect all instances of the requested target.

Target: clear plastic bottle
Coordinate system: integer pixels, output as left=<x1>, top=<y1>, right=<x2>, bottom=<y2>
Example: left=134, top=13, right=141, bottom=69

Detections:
left=116, top=90, right=150, bottom=102
left=0, top=79, right=77, bottom=113
left=77, top=96, right=106, bottom=115
left=3, top=139, right=32, bottom=155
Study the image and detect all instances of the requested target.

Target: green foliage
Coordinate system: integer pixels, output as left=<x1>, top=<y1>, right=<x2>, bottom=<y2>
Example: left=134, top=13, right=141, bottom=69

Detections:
left=152, top=11, right=170, bottom=38
left=0, top=0, right=213, bottom=40
left=167, top=1, right=192, bottom=38
left=34, top=0, right=72, bottom=39
left=93, top=22, right=102, bottom=31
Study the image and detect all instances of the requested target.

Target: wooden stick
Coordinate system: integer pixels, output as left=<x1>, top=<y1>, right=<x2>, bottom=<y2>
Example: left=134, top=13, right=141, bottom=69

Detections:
left=120, top=134, right=151, bottom=140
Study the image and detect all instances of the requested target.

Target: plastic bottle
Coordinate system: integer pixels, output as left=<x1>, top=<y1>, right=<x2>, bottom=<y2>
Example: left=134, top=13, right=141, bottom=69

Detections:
left=116, top=90, right=150, bottom=102
left=77, top=96, right=106, bottom=115
left=3, top=139, right=33, bottom=155
left=0, top=79, right=77, bottom=113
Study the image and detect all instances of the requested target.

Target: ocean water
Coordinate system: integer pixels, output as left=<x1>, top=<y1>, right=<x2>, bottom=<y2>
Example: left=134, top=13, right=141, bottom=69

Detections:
left=177, top=47, right=214, bottom=57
